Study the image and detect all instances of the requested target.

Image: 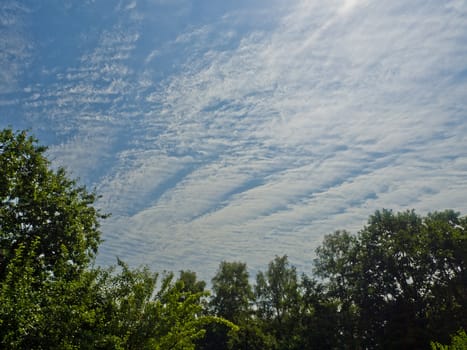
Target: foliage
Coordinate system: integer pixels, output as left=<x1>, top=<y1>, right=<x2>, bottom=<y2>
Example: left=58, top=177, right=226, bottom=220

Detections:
left=297, top=275, right=340, bottom=349
left=314, top=209, right=467, bottom=349
left=0, top=128, right=105, bottom=348
left=0, top=237, right=104, bottom=349
left=431, top=330, right=467, bottom=350
left=0, top=128, right=104, bottom=280
left=95, top=260, right=236, bottom=350
left=178, top=270, right=206, bottom=295
left=211, top=261, right=253, bottom=322
left=198, top=261, right=253, bottom=350
left=254, top=255, right=302, bottom=349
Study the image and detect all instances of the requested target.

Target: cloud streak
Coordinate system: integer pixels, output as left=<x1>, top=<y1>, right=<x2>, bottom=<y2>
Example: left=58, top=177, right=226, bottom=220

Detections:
left=1, top=0, right=466, bottom=280
left=0, top=1, right=32, bottom=95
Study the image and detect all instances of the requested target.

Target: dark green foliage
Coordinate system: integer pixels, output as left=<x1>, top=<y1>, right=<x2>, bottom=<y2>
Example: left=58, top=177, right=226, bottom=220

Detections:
left=198, top=261, right=254, bottom=350
left=227, top=319, right=277, bottom=350
left=211, top=261, right=253, bottom=323
left=255, top=255, right=302, bottom=350
left=314, top=209, right=467, bottom=349
left=314, top=230, right=360, bottom=349
left=431, top=329, right=467, bottom=350
left=178, top=270, right=207, bottom=295
left=297, top=275, right=340, bottom=349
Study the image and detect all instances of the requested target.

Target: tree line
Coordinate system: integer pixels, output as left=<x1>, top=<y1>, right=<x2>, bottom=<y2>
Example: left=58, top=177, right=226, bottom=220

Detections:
left=0, top=128, right=466, bottom=349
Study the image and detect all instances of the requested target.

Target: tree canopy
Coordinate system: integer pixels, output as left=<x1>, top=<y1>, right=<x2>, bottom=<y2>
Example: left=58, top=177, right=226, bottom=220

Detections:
left=0, top=128, right=103, bottom=281
left=314, top=209, right=467, bottom=349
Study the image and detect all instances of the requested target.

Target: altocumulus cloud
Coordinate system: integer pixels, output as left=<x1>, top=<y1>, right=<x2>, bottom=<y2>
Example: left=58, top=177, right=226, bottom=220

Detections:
left=0, top=0, right=466, bottom=280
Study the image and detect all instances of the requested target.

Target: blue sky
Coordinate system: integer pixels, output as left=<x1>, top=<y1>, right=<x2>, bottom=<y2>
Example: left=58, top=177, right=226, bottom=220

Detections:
left=1, top=0, right=467, bottom=280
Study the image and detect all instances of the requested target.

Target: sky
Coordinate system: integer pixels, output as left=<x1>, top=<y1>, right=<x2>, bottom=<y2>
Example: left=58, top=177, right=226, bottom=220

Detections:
left=1, top=0, right=467, bottom=281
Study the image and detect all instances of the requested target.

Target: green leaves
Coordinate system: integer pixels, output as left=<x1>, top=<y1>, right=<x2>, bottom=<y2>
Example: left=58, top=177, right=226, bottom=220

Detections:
left=0, top=239, right=43, bottom=349
left=255, top=256, right=300, bottom=324
left=313, top=209, right=467, bottom=349
left=0, top=128, right=103, bottom=281
left=211, top=261, right=253, bottom=323
left=431, top=330, right=467, bottom=350
left=93, top=260, right=235, bottom=350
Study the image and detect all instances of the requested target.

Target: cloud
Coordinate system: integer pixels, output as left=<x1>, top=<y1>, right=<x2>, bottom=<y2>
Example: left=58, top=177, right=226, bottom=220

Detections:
left=99, top=0, right=466, bottom=278
left=338, top=0, right=368, bottom=16
left=1, top=0, right=466, bottom=280
left=0, top=1, right=32, bottom=93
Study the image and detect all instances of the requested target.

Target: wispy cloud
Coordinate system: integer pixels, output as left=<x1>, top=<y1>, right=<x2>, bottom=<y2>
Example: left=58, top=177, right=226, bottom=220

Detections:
left=0, top=1, right=32, bottom=94
left=1, top=0, right=466, bottom=280
left=104, top=0, right=466, bottom=277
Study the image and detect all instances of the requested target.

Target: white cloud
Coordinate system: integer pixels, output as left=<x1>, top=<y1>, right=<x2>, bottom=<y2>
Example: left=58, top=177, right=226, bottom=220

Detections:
left=100, top=0, right=466, bottom=278
left=0, top=1, right=32, bottom=93
left=1, top=0, right=466, bottom=280
left=338, top=0, right=368, bottom=16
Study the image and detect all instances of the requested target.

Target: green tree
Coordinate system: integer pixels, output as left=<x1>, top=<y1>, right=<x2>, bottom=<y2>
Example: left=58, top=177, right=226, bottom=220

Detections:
left=422, top=211, right=467, bottom=342
left=314, top=230, right=360, bottom=349
left=0, top=128, right=104, bottom=280
left=0, top=239, right=44, bottom=348
left=297, top=275, right=340, bottom=349
left=255, top=255, right=302, bottom=350
left=96, top=260, right=235, bottom=350
left=431, top=329, right=467, bottom=350
left=0, top=129, right=240, bottom=349
left=198, top=261, right=253, bottom=350
left=0, top=128, right=105, bottom=348
left=0, top=237, right=104, bottom=349
left=178, top=270, right=206, bottom=295
left=314, top=209, right=467, bottom=349
left=211, top=261, right=253, bottom=323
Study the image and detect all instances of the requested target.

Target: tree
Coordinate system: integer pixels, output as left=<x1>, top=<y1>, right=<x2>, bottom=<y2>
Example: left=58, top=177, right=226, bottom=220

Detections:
left=314, top=209, right=467, bottom=349
left=431, top=329, right=467, bottom=350
left=255, top=255, right=302, bottom=350
left=197, top=261, right=253, bottom=350
left=94, top=260, right=231, bottom=350
left=0, top=128, right=104, bottom=280
left=422, top=211, right=467, bottom=342
left=314, top=230, right=360, bottom=348
left=210, top=261, right=253, bottom=323
left=0, top=129, right=235, bottom=349
left=0, top=128, right=106, bottom=348
left=178, top=270, right=206, bottom=295
left=298, top=275, right=340, bottom=349
left=0, top=236, right=105, bottom=349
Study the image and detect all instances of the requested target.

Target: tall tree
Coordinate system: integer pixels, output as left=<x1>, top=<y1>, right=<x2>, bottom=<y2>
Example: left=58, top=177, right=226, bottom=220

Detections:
left=314, top=209, right=467, bottom=349
left=255, top=255, right=302, bottom=350
left=0, top=128, right=104, bottom=280
left=198, top=261, right=254, bottom=350
left=210, top=261, right=253, bottom=323
left=421, top=211, right=467, bottom=344
left=314, top=230, right=360, bottom=348
left=178, top=270, right=206, bottom=295
left=298, top=275, right=340, bottom=349
left=0, top=128, right=105, bottom=348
